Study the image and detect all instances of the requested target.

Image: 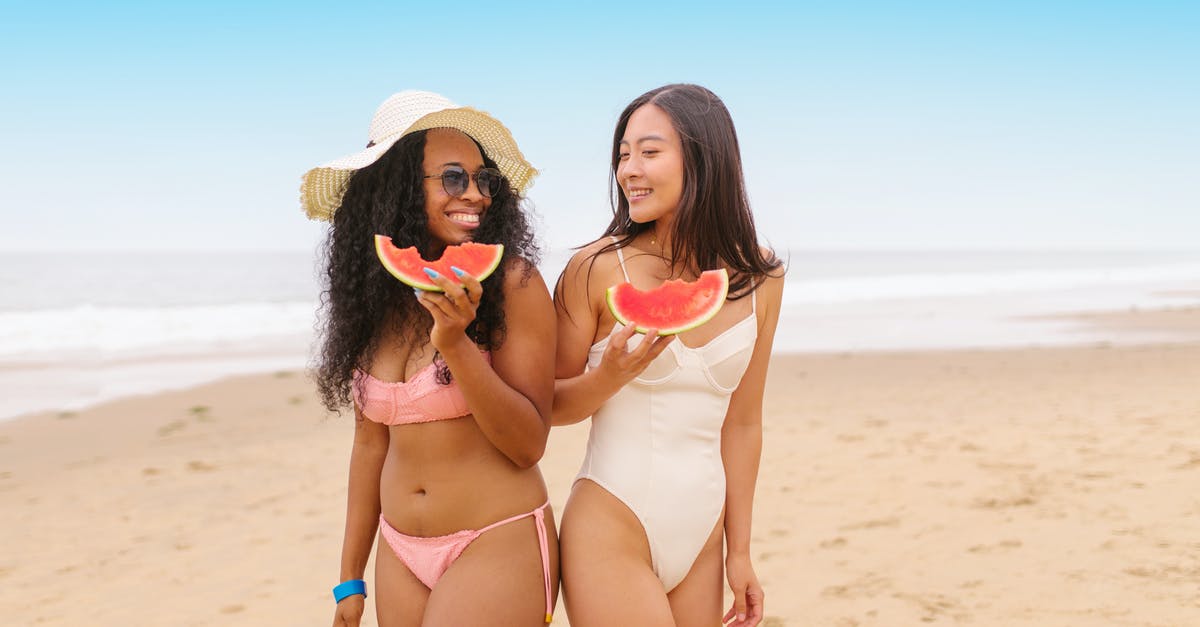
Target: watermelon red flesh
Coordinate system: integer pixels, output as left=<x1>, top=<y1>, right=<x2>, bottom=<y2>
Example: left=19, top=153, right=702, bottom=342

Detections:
left=605, top=269, right=730, bottom=335
left=374, top=235, right=504, bottom=291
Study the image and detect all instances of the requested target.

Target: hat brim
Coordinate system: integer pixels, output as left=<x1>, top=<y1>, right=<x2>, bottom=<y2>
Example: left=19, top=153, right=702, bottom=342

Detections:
left=300, top=106, right=537, bottom=222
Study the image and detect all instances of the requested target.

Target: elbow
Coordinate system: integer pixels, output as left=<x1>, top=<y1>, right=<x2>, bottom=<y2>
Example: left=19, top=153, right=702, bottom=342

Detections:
left=508, top=426, right=549, bottom=469
left=512, top=455, right=540, bottom=470
left=509, top=442, right=545, bottom=469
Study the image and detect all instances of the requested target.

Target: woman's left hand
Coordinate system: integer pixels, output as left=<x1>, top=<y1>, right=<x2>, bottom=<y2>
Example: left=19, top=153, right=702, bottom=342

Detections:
left=723, top=552, right=764, bottom=627
left=414, top=266, right=483, bottom=351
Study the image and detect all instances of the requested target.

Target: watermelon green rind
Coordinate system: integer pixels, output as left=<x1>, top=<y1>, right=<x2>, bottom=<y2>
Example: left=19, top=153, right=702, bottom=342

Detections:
left=605, top=268, right=730, bottom=335
left=374, top=235, right=504, bottom=292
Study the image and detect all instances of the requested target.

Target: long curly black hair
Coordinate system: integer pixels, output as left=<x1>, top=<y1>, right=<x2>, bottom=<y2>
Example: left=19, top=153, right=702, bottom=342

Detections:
left=315, top=130, right=539, bottom=412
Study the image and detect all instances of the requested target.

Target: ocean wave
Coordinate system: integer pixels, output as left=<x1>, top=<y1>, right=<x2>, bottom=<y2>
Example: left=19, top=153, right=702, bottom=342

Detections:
left=784, top=261, right=1200, bottom=305
left=0, top=302, right=320, bottom=357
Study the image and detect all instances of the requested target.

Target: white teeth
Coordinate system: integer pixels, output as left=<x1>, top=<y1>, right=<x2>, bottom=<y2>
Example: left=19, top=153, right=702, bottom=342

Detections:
left=448, top=212, right=479, bottom=223
left=629, top=189, right=652, bottom=198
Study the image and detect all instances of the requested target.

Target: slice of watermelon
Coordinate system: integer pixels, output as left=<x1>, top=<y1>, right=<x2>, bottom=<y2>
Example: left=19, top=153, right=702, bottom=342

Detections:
left=375, top=235, right=504, bottom=291
left=606, top=268, right=730, bottom=335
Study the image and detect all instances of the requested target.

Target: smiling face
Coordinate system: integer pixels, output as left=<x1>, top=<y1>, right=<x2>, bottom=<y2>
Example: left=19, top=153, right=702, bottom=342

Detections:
left=422, top=128, right=492, bottom=248
left=617, top=103, right=685, bottom=227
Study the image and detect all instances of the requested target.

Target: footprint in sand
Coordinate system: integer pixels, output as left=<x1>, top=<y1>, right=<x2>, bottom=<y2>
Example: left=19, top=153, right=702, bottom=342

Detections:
left=220, top=604, right=245, bottom=614
left=839, top=517, right=901, bottom=531
left=819, top=537, right=848, bottom=549
left=972, top=478, right=1042, bottom=509
left=894, top=590, right=969, bottom=623
left=821, top=572, right=891, bottom=599
left=189, top=405, right=214, bottom=422
left=974, top=494, right=1037, bottom=509
left=187, top=460, right=217, bottom=472
left=966, top=539, right=1022, bottom=553
left=142, top=467, right=162, bottom=476
left=1172, top=451, right=1200, bottom=470
left=157, top=420, right=187, bottom=437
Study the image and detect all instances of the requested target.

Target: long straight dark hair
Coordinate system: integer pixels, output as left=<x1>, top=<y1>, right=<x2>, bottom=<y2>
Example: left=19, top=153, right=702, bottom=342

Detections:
left=594, top=83, right=782, bottom=299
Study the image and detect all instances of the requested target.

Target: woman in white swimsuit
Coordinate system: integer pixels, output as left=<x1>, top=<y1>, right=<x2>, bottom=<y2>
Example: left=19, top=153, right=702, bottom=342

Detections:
left=552, top=84, right=784, bottom=627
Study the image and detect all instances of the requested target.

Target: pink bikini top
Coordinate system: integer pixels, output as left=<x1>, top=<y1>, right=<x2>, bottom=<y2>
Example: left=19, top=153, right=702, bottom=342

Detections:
left=353, top=352, right=489, bottom=426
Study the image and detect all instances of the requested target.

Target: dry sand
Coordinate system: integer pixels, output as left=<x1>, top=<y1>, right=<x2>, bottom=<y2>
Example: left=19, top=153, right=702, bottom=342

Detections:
left=3, top=321, right=1200, bottom=625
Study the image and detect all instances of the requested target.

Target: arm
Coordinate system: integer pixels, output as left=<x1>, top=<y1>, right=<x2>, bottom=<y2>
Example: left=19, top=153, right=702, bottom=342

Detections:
left=332, top=410, right=389, bottom=626
left=418, top=259, right=554, bottom=468
left=552, top=246, right=673, bottom=425
left=721, top=274, right=784, bottom=627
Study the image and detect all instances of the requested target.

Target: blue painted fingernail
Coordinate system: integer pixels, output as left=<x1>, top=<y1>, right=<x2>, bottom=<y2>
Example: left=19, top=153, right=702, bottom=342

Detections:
left=450, top=266, right=466, bottom=277
left=423, top=267, right=440, bottom=279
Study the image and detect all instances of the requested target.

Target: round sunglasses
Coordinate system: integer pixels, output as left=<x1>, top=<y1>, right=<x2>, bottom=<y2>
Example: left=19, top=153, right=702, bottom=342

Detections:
left=423, top=165, right=504, bottom=198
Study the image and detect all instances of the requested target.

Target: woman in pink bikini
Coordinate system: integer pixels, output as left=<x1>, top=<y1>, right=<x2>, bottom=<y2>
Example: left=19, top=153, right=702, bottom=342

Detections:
left=302, top=91, right=557, bottom=626
left=553, top=84, right=783, bottom=626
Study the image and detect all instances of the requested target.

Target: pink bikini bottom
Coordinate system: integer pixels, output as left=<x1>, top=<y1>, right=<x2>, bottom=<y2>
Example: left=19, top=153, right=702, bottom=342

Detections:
left=379, top=501, right=553, bottom=623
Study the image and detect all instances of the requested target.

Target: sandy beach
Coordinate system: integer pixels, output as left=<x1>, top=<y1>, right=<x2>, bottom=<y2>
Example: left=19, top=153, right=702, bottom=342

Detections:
left=3, top=313, right=1200, bottom=625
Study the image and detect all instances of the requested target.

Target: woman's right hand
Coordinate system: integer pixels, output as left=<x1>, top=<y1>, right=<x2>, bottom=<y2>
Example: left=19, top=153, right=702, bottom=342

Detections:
left=595, top=324, right=674, bottom=385
left=332, top=595, right=365, bottom=627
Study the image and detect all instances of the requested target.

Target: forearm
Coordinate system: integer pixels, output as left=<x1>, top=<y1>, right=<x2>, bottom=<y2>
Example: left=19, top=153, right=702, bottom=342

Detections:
left=722, top=420, right=763, bottom=556
left=441, top=337, right=549, bottom=468
left=339, top=440, right=386, bottom=581
left=552, top=366, right=624, bottom=425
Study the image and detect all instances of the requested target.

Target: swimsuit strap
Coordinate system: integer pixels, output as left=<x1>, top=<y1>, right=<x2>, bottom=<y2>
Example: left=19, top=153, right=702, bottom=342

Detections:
left=533, top=505, right=553, bottom=623
left=475, top=501, right=554, bottom=623
left=609, top=236, right=631, bottom=282
left=751, top=284, right=757, bottom=314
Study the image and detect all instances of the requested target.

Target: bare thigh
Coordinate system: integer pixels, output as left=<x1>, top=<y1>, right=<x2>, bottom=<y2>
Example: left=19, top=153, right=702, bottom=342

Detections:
left=421, top=508, right=560, bottom=627
left=374, top=530, right=430, bottom=627
left=667, top=513, right=726, bottom=627
left=560, top=479, right=676, bottom=627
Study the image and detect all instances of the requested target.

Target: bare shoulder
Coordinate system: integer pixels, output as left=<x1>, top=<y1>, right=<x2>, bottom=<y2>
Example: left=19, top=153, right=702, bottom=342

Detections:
left=500, top=255, right=548, bottom=293
left=751, top=247, right=786, bottom=318
left=557, top=238, right=625, bottom=297
left=759, top=244, right=786, bottom=271
left=757, top=272, right=785, bottom=307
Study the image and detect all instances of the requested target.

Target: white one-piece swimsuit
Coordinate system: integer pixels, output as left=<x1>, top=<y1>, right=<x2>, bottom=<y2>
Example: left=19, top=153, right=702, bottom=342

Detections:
left=575, top=245, right=757, bottom=592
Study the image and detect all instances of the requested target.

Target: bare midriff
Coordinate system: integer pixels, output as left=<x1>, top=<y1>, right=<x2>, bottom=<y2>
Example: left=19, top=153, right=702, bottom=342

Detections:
left=378, top=414, right=549, bottom=537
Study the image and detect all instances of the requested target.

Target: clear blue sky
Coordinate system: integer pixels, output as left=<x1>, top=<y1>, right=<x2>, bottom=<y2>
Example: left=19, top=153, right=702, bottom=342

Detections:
left=1, top=1, right=1197, bottom=252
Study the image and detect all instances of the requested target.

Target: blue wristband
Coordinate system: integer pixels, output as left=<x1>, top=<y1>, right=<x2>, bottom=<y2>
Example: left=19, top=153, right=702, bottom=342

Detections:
left=332, top=579, right=367, bottom=602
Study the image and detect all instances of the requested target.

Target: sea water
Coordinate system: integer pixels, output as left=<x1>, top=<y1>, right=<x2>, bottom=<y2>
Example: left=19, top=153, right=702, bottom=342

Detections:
left=2, top=249, right=1198, bottom=419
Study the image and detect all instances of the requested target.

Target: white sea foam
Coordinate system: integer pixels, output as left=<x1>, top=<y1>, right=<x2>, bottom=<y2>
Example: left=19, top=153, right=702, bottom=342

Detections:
left=2, top=249, right=1198, bottom=419
left=784, top=261, right=1200, bottom=305
left=0, top=302, right=318, bottom=358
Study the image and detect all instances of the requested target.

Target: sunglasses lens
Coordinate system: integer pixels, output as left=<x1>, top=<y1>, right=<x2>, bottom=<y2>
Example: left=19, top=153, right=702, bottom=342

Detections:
left=441, top=167, right=468, bottom=196
left=478, top=169, right=501, bottom=198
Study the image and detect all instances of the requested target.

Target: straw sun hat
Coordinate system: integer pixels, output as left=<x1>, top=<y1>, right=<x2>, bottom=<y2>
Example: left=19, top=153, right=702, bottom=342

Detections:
left=300, top=90, right=537, bottom=221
